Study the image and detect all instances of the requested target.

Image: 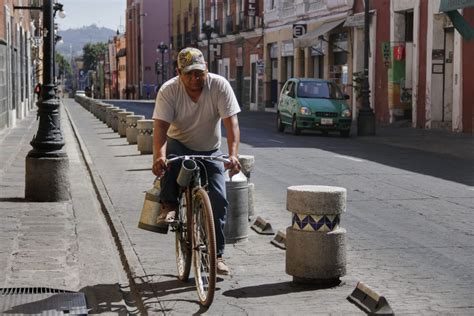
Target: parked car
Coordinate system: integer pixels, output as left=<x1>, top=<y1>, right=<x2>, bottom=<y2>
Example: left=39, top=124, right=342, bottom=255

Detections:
left=276, top=78, right=352, bottom=137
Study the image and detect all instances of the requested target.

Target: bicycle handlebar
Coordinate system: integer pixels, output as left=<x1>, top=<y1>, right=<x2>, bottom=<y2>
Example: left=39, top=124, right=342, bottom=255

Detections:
left=166, top=154, right=231, bottom=165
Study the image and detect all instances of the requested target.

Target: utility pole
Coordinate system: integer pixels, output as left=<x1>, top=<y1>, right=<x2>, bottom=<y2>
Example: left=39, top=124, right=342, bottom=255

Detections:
left=357, top=0, right=376, bottom=136
left=25, top=0, right=70, bottom=201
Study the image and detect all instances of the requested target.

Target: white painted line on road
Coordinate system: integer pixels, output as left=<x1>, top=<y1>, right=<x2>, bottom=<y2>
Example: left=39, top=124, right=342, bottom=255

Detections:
left=335, top=155, right=365, bottom=162
left=268, top=139, right=284, bottom=144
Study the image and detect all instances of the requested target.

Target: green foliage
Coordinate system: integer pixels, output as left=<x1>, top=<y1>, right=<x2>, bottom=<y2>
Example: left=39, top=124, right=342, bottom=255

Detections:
left=56, top=52, right=72, bottom=77
left=82, top=42, right=108, bottom=71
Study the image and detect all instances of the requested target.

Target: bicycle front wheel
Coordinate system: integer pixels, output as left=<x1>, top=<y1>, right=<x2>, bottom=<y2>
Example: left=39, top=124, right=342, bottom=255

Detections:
left=175, top=189, right=192, bottom=281
left=192, top=188, right=216, bottom=307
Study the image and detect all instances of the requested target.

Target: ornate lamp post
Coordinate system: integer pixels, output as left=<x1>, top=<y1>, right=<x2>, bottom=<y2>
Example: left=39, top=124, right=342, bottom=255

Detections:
left=201, top=21, right=217, bottom=72
left=156, top=42, right=168, bottom=85
left=357, top=0, right=376, bottom=136
left=25, top=0, right=70, bottom=201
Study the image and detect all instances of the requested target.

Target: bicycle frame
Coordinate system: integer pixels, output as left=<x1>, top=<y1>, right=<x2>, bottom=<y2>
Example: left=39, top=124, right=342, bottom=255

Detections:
left=167, top=154, right=229, bottom=307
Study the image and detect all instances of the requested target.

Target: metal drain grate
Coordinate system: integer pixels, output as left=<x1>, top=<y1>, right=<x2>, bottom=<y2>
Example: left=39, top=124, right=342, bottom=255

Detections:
left=0, top=287, right=88, bottom=315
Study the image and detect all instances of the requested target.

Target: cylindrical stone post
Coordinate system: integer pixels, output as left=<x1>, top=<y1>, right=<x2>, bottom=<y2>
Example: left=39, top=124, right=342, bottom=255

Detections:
left=137, top=119, right=154, bottom=154
left=106, top=106, right=118, bottom=128
left=126, top=115, right=145, bottom=144
left=118, top=112, right=134, bottom=137
left=238, top=155, right=255, bottom=219
left=111, top=108, right=125, bottom=132
left=286, top=185, right=346, bottom=285
left=91, top=100, right=100, bottom=117
left=100, top=103, right=113, bottom=123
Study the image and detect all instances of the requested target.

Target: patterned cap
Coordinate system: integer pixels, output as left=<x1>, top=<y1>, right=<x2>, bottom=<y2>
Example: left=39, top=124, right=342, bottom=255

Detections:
left=177, top=47, right=207, bottom=73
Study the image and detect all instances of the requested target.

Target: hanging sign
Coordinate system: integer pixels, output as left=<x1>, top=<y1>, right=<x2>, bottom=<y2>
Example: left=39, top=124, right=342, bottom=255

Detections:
left=394, top=44, right=405, bottom=61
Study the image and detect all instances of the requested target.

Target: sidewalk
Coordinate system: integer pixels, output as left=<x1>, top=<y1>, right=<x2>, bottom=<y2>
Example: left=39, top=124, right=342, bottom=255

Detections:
left=0, top=107, right=134, bottom=313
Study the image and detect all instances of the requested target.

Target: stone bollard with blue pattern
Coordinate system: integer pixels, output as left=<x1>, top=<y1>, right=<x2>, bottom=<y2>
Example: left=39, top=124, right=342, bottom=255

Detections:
left=286, top=185, right=346, bottom=285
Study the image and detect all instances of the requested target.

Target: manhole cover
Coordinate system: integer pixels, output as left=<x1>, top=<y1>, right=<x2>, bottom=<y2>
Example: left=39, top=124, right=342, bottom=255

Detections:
left=0, top=287, right=88, bottom=315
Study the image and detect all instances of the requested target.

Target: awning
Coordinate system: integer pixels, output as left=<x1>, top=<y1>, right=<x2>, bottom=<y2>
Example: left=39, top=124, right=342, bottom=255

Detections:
left=294, top=18, right=346, bottom=48
left=343, top=10, right=375, bottom=28
left=439, top=0, right=474, bottom=11
left=439, top=0, right=474, bottom=40
left=117, top=48, right=126, bottom=57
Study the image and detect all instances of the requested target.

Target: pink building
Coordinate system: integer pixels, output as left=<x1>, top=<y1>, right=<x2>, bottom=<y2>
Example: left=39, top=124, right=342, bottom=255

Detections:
left=126, top=0, right=172, bottom=100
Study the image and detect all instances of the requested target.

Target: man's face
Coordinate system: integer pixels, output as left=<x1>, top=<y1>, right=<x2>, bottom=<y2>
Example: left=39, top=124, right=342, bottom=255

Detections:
left=179, top=69, right=208, bottom=92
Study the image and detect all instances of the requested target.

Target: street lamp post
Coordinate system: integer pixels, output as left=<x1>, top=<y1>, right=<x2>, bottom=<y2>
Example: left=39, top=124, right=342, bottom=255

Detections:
left=201, top=21, right=216, bottom=72
left=25, top=0, right=70, bottom=201
left=357, top=0, right=376, bottom=136
left=156, top=42, right=168, bottom=85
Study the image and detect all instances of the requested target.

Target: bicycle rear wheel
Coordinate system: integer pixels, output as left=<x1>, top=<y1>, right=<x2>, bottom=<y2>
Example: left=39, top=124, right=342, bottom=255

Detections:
left=192, top=188, right=216, bottom=307
left=175, top=189, right=192, bottom=281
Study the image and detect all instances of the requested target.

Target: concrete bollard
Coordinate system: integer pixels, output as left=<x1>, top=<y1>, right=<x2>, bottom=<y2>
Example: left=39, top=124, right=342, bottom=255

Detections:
left=91, top=100, right=100, bottom=117
left=285, top=185, right=346, bottom=285
left=96, top=101, right=104, bottom=119
left=238, top=155, right=256, bottom=219
left=106, top=106, right=118, bottom=128
left=100, top=103, right=113, bottom=123
left=118, top=112, right=134, bottom=137
left=137, top=119, right=154, bottom=154
left=111, top=108, right=125, bottom=132
left=126, top=115, right=145, bottom=144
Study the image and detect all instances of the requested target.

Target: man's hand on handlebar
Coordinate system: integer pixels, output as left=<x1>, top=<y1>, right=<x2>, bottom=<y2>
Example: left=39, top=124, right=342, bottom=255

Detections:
left=152, top=157, right=167, bottom=177
left=224, top=155, right=241, bottom=178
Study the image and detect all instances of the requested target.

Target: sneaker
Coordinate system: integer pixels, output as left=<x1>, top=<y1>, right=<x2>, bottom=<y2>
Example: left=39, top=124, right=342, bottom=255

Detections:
left=156, top=203, right=177, bottom=224
left=217, top=257, right=230, bottom=276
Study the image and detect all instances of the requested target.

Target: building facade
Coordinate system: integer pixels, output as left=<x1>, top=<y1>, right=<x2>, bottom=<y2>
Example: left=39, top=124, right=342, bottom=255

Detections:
left=263, top=0, right=357, bottom=111
left=170, top=0, right=264, bottom=111
left=126, top=0, right=171, bottom=100
left=0, top=0, right=38, bottom=130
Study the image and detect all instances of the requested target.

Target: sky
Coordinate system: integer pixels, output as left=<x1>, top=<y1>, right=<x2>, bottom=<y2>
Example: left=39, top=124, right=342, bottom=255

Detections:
left=58, top=0, right=126, bottom=31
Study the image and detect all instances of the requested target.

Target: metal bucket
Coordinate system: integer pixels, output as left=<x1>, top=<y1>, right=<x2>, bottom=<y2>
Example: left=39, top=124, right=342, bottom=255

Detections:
left=138, top=179, right=168, bottom=233
left=224, top=171, right=249, bottom=243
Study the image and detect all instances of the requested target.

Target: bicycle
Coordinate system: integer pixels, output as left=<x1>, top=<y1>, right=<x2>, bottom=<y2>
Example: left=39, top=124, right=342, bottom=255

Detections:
left=166, top=154, right=230, bottom=307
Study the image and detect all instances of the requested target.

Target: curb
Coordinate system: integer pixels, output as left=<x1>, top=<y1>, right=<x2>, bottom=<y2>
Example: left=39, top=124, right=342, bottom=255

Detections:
left=64, top=102, right=155, bottom=314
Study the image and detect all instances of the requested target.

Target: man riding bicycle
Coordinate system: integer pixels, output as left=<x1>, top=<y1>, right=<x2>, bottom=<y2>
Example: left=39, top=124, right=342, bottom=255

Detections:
left=152, top=47, right=241, bottom=275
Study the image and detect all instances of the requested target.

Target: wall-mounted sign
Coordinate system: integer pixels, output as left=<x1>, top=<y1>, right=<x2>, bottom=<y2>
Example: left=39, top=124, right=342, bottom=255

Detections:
left=245, top=0, right=260, bottom=17
left=382, top=42, right=391, bottom=68
left=432, top=49, right=444, bottom=60
left=293, top=24, right=307, bottom=38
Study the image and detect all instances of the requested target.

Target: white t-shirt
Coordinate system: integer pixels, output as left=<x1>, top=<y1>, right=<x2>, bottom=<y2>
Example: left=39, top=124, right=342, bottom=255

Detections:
left=153, top=73, right=241, bottom=151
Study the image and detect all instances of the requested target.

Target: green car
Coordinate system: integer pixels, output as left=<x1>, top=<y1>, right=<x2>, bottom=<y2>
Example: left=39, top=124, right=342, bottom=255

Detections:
left=276, top=78, right=352, bottom=137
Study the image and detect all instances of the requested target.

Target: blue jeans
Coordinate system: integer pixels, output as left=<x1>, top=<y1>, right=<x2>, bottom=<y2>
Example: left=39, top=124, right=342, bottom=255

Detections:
left=159, top=138, right=228, bottom=257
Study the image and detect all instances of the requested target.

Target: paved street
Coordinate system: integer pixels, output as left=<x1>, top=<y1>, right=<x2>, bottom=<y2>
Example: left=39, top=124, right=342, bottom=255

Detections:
left=67, top=98, right=473, bottom=314
left=1, top=97, right=473, bottom=315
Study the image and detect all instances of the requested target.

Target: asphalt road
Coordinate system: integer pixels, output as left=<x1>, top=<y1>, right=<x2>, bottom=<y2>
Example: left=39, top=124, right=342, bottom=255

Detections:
left=90, top=99, right=474, bottom=314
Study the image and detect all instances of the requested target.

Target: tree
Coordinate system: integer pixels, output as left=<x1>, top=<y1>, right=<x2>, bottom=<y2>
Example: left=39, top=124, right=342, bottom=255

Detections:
left=56, top=52, right=72, bottom=79
left=82, top=42, right=107, bottom=71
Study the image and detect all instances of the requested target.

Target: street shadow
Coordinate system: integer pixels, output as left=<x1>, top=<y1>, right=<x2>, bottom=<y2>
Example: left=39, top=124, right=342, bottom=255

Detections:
left=98, top=131, right=116, bottom=135
left=0, top=284, right=135, bottom=315
left=108, top=144, right=130, bottom=147
left=115, top=154, right=144, bottom=157
left=101, top=136, right=121, bottom=140
left=126, top=168, right=152, bottom=172
left=222, top=280, right=342, bottom=299
left=0, top=197, right=27, bottom=202
left=235, top=111, right=474, bottom=186
left=80, top=283, right=137, bottom=315
left=133, top=274, right=225, bottom=314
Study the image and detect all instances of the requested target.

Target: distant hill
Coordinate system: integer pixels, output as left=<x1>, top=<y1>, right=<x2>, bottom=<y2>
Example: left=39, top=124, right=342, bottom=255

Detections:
left=56, top=24, right=117, bottom=59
